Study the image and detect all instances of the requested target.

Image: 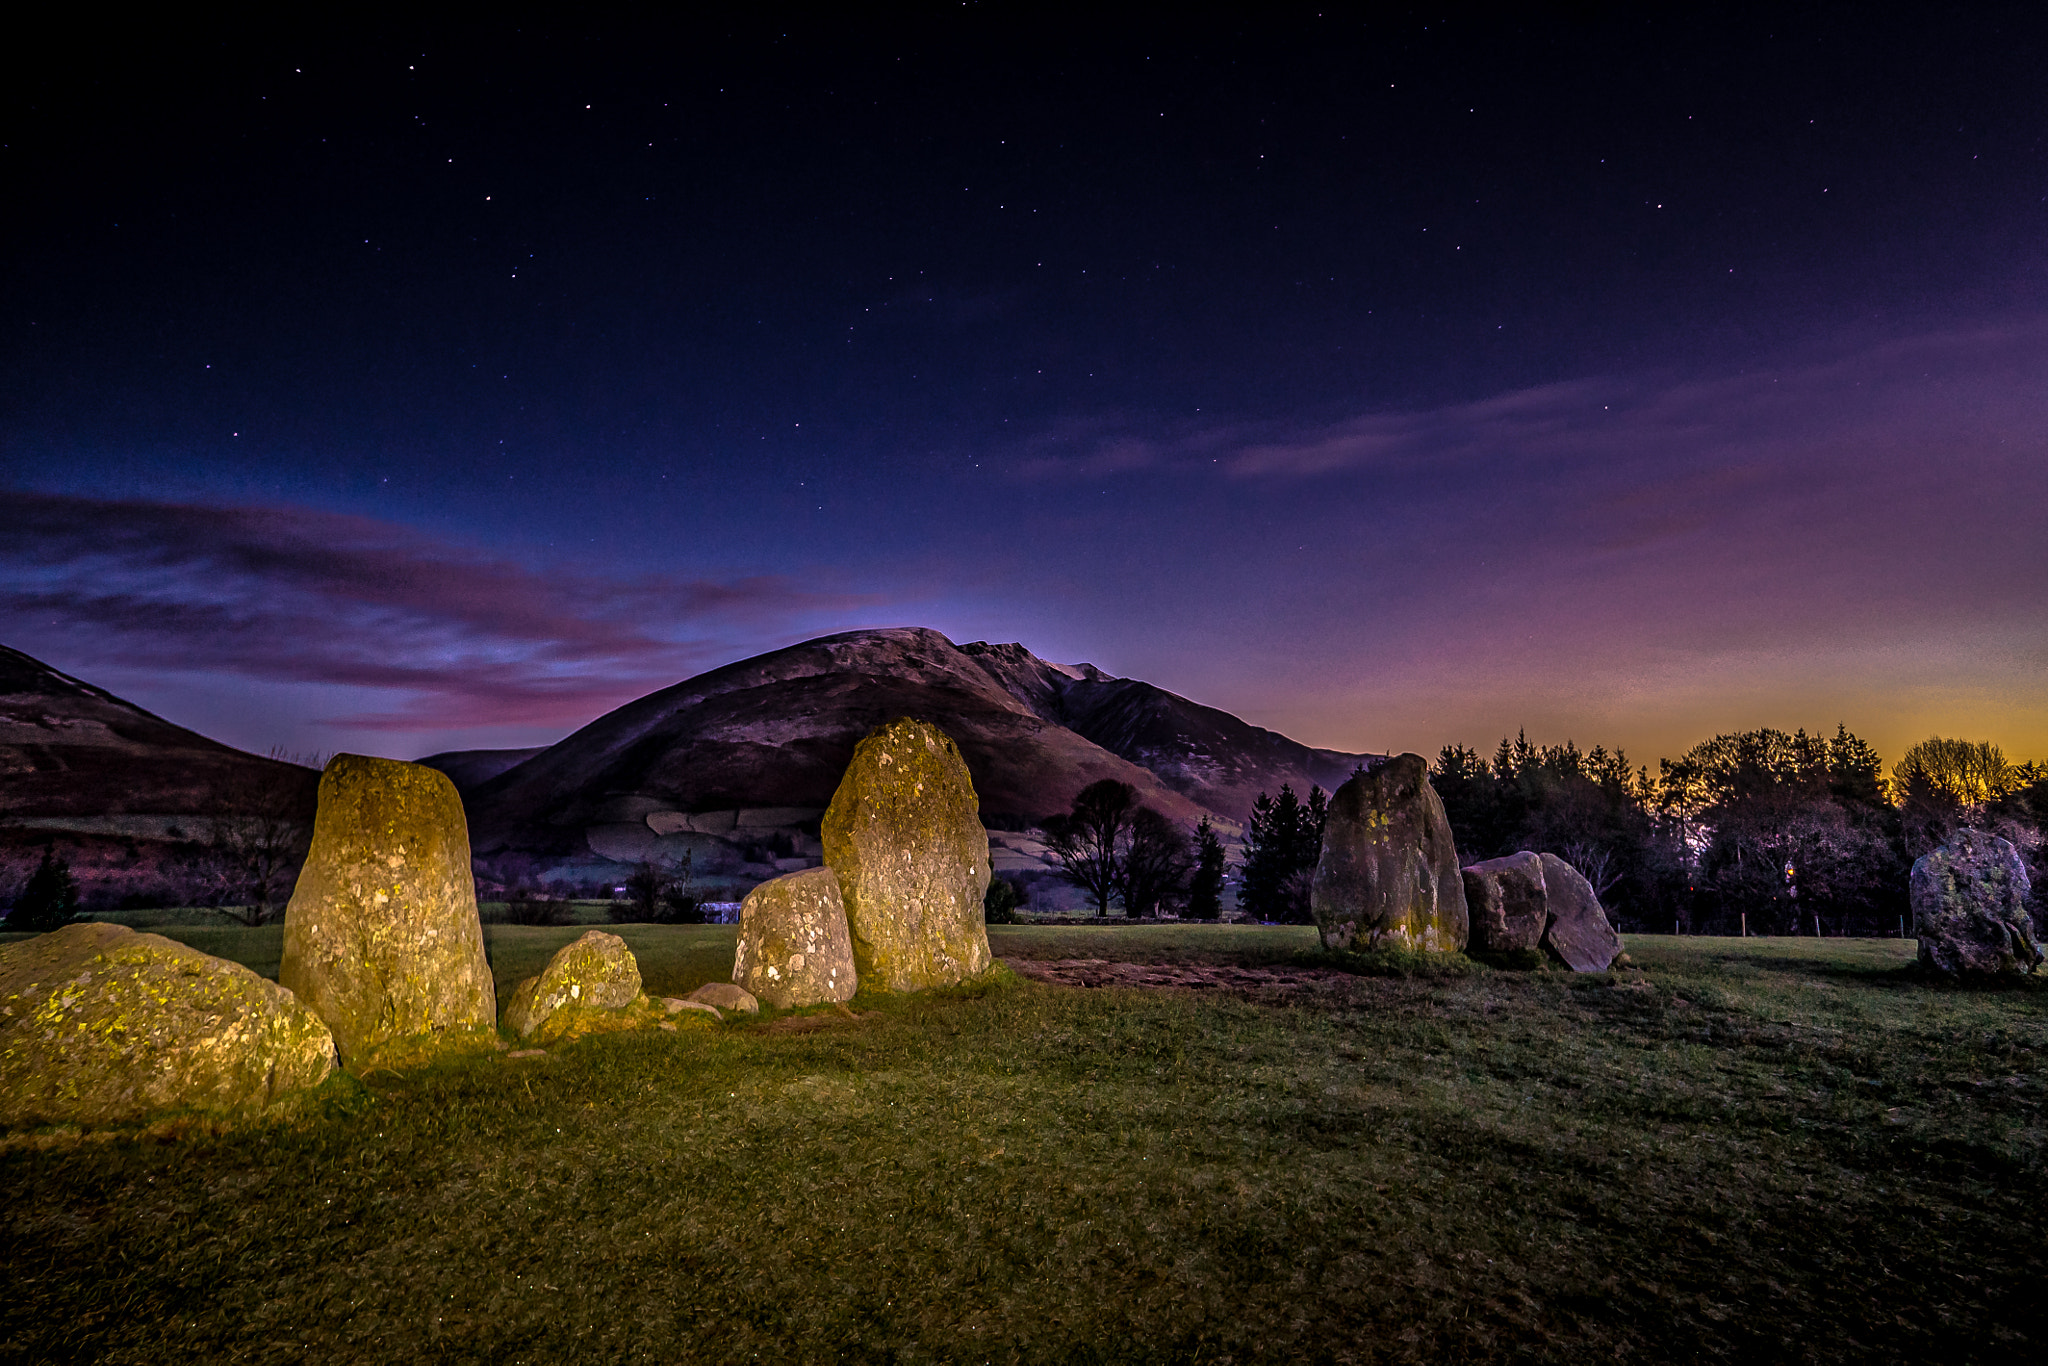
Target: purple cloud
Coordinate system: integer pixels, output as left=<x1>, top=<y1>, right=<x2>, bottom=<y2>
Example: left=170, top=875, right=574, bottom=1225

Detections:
left=0, top=493, right=879, bottom=732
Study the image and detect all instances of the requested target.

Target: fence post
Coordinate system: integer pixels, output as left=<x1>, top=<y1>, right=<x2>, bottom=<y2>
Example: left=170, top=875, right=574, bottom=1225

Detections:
left=1741, top=912, right=1747, bottom=938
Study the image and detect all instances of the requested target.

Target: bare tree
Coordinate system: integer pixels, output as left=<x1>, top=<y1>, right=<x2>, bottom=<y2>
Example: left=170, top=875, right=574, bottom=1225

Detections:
left=1117, top=808, right=1193, bottom=918
left=199, top=754, right=317, bottom=926
left=1039, top=779, right=1137, bottom=916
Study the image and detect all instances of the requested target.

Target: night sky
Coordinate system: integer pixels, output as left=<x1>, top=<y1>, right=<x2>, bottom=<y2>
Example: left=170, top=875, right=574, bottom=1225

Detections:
left=6, top=8, right=2045, bottom=769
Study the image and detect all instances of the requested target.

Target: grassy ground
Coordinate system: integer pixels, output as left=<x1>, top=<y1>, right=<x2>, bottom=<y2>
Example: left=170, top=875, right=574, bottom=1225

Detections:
left=2, top=927, right=2042, bottom=1363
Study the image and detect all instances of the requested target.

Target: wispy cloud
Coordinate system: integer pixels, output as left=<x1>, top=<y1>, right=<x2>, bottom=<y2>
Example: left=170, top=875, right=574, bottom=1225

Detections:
left=0, top=493, right=878, bottom=731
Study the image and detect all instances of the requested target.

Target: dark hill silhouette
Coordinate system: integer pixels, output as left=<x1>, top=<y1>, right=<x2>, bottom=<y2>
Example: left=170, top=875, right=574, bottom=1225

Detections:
left=0, top=645, right=319, bottom=906
left=463, top=627, right=1375, bottom=863
left=0, top=645, right=316, bottom=820
left=416, top=747, right=547, bottom=791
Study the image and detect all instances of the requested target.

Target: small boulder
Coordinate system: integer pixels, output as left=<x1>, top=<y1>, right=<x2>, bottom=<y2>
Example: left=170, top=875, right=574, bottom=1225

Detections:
left=1462, top=852, right=1549, bottom=955
left=734, top=867, right=858, bottom=1007
left=1536, top=853, right=1624, bottom=972
left=821, top=719, right=993, bottom=992
left=0, top=923, right=335, bottom=1126
left=1911, top=828, right=2041, bottom=979
left=502, top=930, right=645, bottom=1043
left=1310, top=754, right=1468, bottom=952
left=688, top=982, right=760, bottom=1015
left=280, top=754, right=495, bottom=1066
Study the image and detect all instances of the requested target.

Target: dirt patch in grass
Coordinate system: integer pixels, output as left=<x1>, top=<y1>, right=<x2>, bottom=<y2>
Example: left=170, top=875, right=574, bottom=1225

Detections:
left=1004, top=955, right=1356, bottom=1000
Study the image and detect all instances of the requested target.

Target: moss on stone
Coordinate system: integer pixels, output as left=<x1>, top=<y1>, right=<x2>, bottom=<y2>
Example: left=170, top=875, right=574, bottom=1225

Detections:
left=1311, top=754, right=1469, bottom=954
left=0, top=922, right=335, bottom=1126
left=279, top=754, right=495, bottom=1066
left=733, top=866, right=856, bottom=1008
left=821, top=718, right=993, bottom=993
left=502, top=930, right=647, bottom=1044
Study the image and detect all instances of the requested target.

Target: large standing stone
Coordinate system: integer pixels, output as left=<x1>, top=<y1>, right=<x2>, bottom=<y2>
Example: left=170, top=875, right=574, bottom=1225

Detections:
left=1311, top=754, right=1468, bottom=952
left=1911, top=828, right=2040, bottom=979
left=733, top=866, right=857, bottom=1007
left=502, top=930, right=646, bottom=1043
left=1535, top=853, right=1624, bottom=972
left=1462, top=851, right=1549, bottom=955
left=280, top=754, right=495, bottom=1066
left=0, top=923, right=335, bottom=1126
left=821, top=718, right=993, bottom=992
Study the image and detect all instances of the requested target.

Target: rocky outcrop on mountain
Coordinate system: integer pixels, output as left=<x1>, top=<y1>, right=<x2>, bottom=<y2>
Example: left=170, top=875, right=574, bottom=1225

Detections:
left=0, top=922, right=335, bottom=1126
left=1310, top=754, right=1468, bottom=953
left=823, top=719, right=993, bottom=993
left=1911, top=828, right=2041, bottom=979
left=733, top=866, right=856, bottom=1007
left=280, top=755, right=496, bottom=1066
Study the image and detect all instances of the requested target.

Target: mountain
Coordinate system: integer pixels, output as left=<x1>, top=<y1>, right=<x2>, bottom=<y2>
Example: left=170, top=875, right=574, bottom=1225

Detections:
left=463, top=628, right=1375, bottom=876
left=0, top=645, right=316, bottom=822
left=0, top=645, right=319, bottom=905
left=955, top=641, right=1371, bottom=820
left=416, top=747, right=548, bottom=791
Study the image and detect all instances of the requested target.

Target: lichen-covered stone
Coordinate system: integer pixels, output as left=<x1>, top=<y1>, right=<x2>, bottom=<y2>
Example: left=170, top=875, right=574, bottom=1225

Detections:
left=279, top=754, right=495, bottom=1066
left=733, top=867, right=857, bottom=1007
left=1911, top=828, right=2040, bottom=979
left=821, top=719, right=993, bottom=992
left=501, top=930, right=644, bottom=1043
left=0, top=922, right=335, bottom=1126
left=1535, top=853, right=1624, bottom=972
left=1310, top=754, right=1468, bottom=953
left=1462, top=852, right=1549, bottom=955
left=689, top=981, right=760, bottom=1015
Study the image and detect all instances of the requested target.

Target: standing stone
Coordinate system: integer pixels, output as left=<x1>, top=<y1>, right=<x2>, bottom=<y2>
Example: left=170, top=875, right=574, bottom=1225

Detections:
left=733, top=866, right=856, bottom=1007
left=1311, top=754, right=1468, bottom=952
left=821, top=718, right=993, bottom=992
left=501, top=930, right=646, bottom=1043
left=1536, top=853, right=1625, bottom=972
left=1462, top=852, right=1549, bottom=955
left=0, top=923, right=335, bottom=1126
left=1911, top=828, right=2040, bottom=979
left=280, top=754, right=495, bottom=1066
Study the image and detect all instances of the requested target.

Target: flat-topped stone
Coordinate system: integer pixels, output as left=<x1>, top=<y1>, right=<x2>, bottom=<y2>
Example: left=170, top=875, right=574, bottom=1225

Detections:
left=1462, top=851, right=1549, bottom=956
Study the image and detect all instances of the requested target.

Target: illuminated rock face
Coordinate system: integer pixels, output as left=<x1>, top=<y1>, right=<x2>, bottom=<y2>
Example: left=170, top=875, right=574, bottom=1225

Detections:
left=280, top=754, right=495, bottom=1066
left=1535, top=853, right=1624, bottom=972
left=0, top=922, right=334, bottom=1125
left=1462, top=852, right=1549, bottom=955
left=1310, top=754, right=1469, bottom=953
left=822, top=718, right=993, bottom=993
left=502, top=930, right=645, bottom=1043
left=1912, top=828, right=2040, bottom=979
left=733, top=866, right=856, bottom=1008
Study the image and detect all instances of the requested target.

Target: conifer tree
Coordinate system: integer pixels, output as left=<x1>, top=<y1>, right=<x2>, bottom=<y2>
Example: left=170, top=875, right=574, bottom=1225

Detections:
left=1188, top=817, right=1226, bottom=920
left=10, top=846, right=80, bottom=932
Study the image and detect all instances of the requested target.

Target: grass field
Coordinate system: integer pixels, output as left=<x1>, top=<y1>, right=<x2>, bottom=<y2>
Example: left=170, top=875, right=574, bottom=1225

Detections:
left=3, top=925, right=2043, bottom=1362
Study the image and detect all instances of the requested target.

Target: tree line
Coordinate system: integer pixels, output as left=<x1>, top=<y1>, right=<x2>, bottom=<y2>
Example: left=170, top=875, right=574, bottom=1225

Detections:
left=1025, top=729, right=2045, bottom=931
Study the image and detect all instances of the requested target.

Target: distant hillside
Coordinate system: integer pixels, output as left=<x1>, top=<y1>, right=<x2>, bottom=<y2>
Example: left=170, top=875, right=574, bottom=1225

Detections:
left=464, top=628, right=1375, bottom=883
left=0, top=644, right=319, bottom=905
left=417, top=747, right=548, bottom=791
left=0, top=645, right=316, bottom=821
